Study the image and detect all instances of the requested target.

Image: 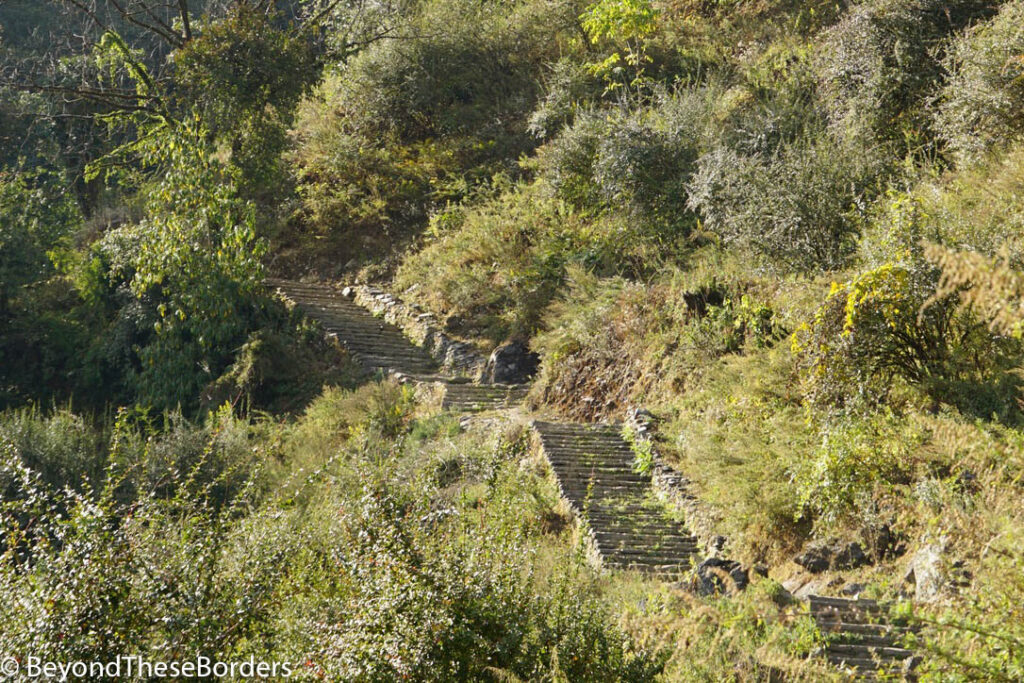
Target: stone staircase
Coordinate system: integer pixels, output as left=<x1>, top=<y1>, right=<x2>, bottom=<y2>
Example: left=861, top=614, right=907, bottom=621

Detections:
left=270, top=279, right=529, bottom=413
left=270, top=279, right=700, bottom=576
left=441, top=382, right=529, bottom=412
left=809, top=595, right=919, bottom=679
left=533, top=421, right=699, bottom=575
left=269, top=279, right=441, bottom=376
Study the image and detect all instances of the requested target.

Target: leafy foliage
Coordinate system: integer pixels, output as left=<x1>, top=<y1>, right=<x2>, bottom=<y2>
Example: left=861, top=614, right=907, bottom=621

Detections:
left=687, top=137, right=879, bottom=272
left=172, top=5, right=314, bottom=197
left=815, top=0, right=994, bottom=153
left=0, top=388, right=663, bottom=681
left=580, top=0, right=660, bottom=96
left=935, top=0, right=1024, bottom=163
left=792, top=259, right=1020, bottom=419
left=796, top=413, right=923, bottom=527
left=95, top=114, right=266, bottom=410
left=0, top=167, right=80, bottom=311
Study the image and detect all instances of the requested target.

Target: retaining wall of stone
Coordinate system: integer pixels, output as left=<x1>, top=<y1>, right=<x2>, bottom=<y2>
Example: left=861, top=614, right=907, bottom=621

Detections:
left=347, top=285, right=487, bottom=378
left=625, top=407, right=726, bottom=557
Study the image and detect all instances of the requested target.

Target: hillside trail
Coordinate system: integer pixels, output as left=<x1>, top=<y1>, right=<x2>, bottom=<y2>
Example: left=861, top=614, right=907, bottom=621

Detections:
left=269, top=278, right=919, bottom=679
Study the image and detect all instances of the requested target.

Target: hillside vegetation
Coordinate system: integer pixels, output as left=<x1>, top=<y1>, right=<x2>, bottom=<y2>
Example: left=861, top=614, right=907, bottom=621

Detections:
left=2, top=0, right=1024, bottom=679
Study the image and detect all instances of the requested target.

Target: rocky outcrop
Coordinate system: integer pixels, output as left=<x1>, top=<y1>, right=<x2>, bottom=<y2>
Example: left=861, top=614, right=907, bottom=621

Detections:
left=795, top=539, right=870, bottom=573
left=693, top=558, right=749, bottom=595
left=482, top=340, right=539, bottom=384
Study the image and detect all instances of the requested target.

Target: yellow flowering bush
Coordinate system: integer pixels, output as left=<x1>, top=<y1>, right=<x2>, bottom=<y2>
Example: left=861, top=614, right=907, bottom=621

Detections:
left=793, top=263, right=954, bottom=410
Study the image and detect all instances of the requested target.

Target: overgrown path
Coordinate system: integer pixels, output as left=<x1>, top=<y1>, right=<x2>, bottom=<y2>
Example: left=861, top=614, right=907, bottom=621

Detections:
left=270, top=279, right=922, bottom=676
left=533, top=421, right=699, bottom=574
left=270, top=279, right=698, bottom=576
left=809, top=596, right=919, bottom=680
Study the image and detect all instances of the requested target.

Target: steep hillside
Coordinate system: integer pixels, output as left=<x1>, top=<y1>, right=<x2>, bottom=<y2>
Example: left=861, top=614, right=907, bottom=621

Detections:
left=3, top=0, right=1024, bottom=679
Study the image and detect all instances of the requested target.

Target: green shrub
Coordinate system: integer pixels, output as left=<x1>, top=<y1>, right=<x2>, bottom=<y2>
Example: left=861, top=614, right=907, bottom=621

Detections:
left=537, top=113, right=606, bottom=211
left=815, top=0, right=994, bottom=152
left=726, top=42, right=824, bottom=156
left=662, top=346, right=817, bottom=562
left=396, top=181, right=669, bottom=342
left=687, top=137, right=880, bottom=272
left=0, top=392, right=661, bottom=681
left=531, top=264, right=780, bottom=420
left=593, top=116, right=697, bottom=225
left=172, top=6, right=313, bottom=199
left=289, top=91, right=439, bottom=243
left=796, top=412, right=924, bottom=527
left=0, top=408, right=106, bottom=493
left=94, top=117, right=266, bottom=412
left=793, top=259, right=1021, bottom=419
left=935, top=0, right=1024, bottom=163
left=528, top=58, right=603, bottom=140
left=305, top=480, right=662, bottom=681
left=0, top=167, right=79, bottom=312
left=538, top=91, right=705, bottom=227
left=614, top=578, right=831, bottom=681
left=331, top=0, right=556, bottom=144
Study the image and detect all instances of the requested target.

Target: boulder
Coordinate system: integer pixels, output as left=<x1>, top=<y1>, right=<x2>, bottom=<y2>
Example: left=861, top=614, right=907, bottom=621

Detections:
left=833, top=541, right=868, bottom=570
left=483, top=340, right=539, bottom=384
left=795, top=538, right=870, bottom=573
left=907, top=539, right=947, bottom=602
left=794, top=543, right=833, bottom=573
left=840, top=582, right=865, bottom=596
left=695, top=558, right=749, bottom=595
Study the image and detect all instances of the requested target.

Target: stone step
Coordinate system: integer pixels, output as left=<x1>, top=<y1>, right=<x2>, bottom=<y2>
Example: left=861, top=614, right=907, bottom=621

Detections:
left=548, top=470, right=640, bottom=481
left=560, top=492, right=649, bottom=504
left=597, top=544, right=698, bottom=558
left=825, top=655, right=910, bottom=673
left=445, top=399, right=524, bottom=408
left=543, top=448, right=635, bottom=458
left=550, top=465, right=636, bottom=476
left=348, top=355, right=435, bottom=367
left=592, top=531, right=698, bottom=546
left=582, top=513, right=671, bottom=525
left=445, top=394, right=522, bottom=403
left=445, top=385, right=526, bottom=394
left=809, top=596, right=920, bottom=677
left=604, top=558, right=691, bottom=571
left=336, top=338, right=432, bottom=354
left=559, top=489, right=647, bottom=500
left=539, top=436, right=631, bottom=446
left=826, top=644, right=913, bottom=659
left=557, top=485, right=643, bottom=496
left=604, top=554, right=697, bottom=567
left=592, top=529, right=698, bottom=544
left=553, top=479, right=647, bottom=490
left=533, top=420, right=622, bottom=432
left=345, top=346, right=435, bottom=359
left=810, top=596, right=883, bottom=613
left=323, top=325, right=412, bottom=337
left=545, top=447, right=631, bottom=458
left=584, top=519, right=689, bottom=536
left=545, top=458, right=637, bottom=469
left=817, top=621, right=915, bottom=638
left=825, top=633, right=909, bottom=649
left=535, top=430, right=623, bottom=441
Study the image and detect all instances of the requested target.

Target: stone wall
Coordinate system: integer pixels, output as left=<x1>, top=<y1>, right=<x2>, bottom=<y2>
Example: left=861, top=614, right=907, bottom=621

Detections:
left=625, top=407, right=726, bottom=557
left=346, top=285, right=487, bottom=379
